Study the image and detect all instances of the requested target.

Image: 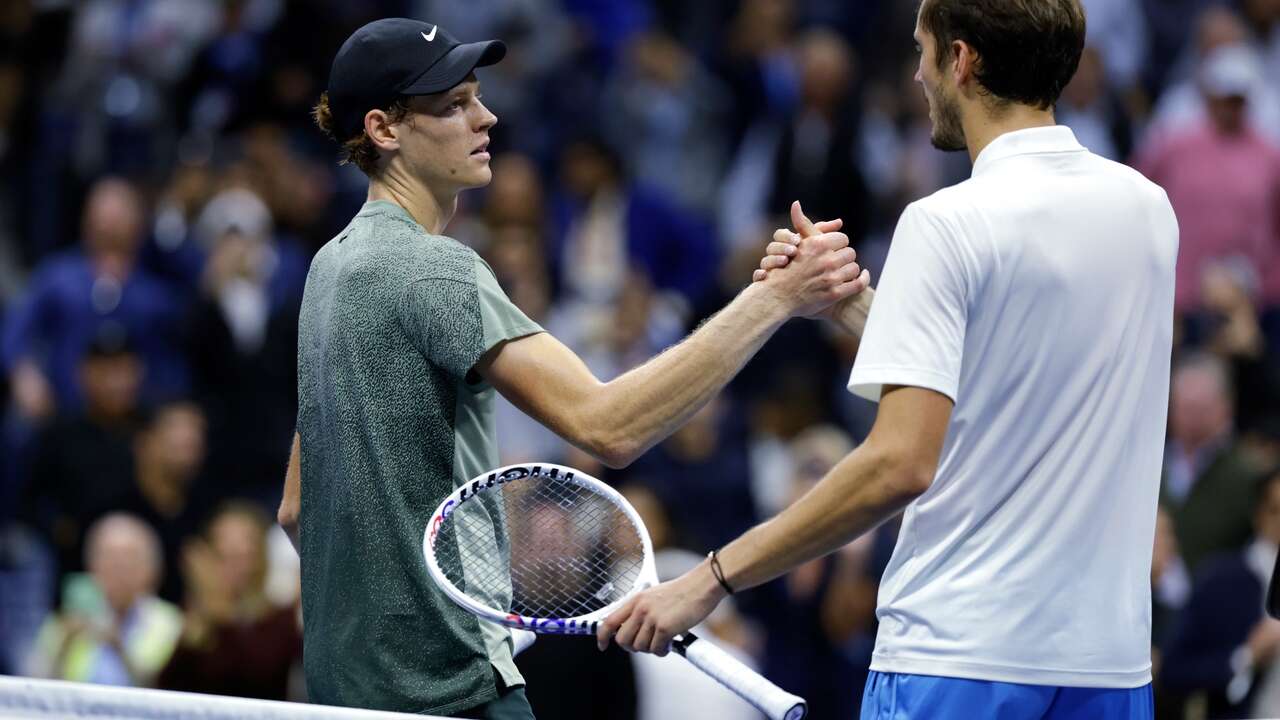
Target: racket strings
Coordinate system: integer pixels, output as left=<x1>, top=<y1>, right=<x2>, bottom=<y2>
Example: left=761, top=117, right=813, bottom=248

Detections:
left=437, top=475, right=645, bottom=620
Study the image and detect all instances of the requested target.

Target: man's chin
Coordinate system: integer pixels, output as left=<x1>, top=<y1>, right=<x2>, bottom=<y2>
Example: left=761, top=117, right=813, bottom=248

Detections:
left=930, top=131, right=967, bottom=153
left=460, top=166, right=494, bottom=189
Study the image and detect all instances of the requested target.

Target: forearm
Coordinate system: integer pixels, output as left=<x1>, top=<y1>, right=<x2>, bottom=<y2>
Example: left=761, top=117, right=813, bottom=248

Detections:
left=829, top=287, right=874, bottom=339
left=583, top=282, right=790, bottom=465
left=716, top=445, right=920, bottom=592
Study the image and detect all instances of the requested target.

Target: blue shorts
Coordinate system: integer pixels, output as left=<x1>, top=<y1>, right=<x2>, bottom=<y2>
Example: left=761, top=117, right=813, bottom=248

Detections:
left=861, top=671, right=1154, bottom=720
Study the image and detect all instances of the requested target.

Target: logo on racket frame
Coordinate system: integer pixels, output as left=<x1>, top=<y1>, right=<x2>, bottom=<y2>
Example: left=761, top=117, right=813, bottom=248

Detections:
left=505, top=612, right=598, bottom=635
left=426, top=465, right=573, bottom=549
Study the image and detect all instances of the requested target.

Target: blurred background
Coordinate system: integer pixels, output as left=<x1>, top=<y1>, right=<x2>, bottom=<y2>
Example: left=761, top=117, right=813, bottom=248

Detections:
left=0, top=0, right=1279, bottom=718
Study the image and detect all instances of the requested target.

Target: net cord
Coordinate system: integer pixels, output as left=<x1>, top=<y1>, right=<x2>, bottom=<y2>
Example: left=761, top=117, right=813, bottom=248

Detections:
left=0, top=675, right=445, bottom=720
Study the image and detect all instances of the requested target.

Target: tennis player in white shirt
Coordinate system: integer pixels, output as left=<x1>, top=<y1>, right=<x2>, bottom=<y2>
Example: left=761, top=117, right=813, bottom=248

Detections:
left=599, top=1, right=1178, bottom=717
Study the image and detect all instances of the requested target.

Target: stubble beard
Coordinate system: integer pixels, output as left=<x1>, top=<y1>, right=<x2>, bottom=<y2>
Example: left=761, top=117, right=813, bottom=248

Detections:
left=929, top=84, right=967, bottom=152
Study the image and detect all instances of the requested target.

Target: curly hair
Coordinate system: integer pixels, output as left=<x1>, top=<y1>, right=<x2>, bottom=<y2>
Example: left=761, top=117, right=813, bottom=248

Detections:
left=920, top=0, right=1086, bottom=110
left=312, top=92, right=412, bottom=176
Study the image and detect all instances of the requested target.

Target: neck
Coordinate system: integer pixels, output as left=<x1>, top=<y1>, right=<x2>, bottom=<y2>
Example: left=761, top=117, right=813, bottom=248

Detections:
left=367, top=169, right=457, bottom=235
left=963, top=101, right=1058, bottom=164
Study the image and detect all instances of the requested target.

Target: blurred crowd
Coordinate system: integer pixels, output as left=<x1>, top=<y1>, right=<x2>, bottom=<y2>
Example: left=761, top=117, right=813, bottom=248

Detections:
left=1, top=0, right=1280, bottom=718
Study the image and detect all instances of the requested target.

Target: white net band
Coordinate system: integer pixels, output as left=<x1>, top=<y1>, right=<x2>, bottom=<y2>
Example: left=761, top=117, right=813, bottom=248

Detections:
left=0, top=676, right=445, bottom=720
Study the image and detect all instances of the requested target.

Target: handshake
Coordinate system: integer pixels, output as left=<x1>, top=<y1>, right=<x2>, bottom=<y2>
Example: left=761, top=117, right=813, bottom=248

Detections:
left=753, top=201, right=873, bottom=321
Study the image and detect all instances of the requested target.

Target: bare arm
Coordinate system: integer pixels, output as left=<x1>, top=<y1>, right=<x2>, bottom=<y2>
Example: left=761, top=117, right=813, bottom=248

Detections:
left=278, top=432, right=300, bottom=553
left=827, top=287, right=875, bottom=338
left=482, top=281, right=807, bottom=468
left=599, top=385, right=953, bottom=653
left=479, top=218, right=868, bottom=468
left=706, top=385, right=948, bottom=588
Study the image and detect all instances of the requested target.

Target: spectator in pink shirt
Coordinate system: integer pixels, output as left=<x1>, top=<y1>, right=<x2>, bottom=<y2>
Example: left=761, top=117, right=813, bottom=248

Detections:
left=1135, top=45, right=1280, bottom=315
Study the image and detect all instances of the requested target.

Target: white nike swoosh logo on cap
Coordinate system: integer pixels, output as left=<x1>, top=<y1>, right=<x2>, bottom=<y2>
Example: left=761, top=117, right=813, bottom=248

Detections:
left=422, top=26, right=437, bottom=42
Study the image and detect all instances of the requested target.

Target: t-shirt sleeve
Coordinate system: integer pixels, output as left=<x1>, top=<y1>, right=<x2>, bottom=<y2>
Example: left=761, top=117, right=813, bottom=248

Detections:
left=399, top=257, right=544, bottom=380
left=848, top=202, right=972, bottom=403
left=473, top=258, right=544, bottom=353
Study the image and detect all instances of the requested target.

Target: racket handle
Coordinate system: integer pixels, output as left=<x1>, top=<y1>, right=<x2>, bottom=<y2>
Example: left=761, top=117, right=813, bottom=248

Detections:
left=510, top=628, right=537, bottom=656
left=673, top=632, right=807, bottom=720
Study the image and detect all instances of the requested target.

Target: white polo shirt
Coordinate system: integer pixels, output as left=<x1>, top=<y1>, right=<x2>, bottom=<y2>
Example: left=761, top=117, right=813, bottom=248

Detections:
left=849, top=126, right=1178, bottom=688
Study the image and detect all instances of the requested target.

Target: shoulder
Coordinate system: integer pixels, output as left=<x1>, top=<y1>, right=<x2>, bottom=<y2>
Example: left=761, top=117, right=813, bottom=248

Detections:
left=28, top=251, right=87, bottom=285
left=397, top=240, right=486, bottom=317
left=912, top=185, right=969, bottom=218
left=1085, top=153, right=1178, bottom=219
left=321, top=212, right=483, bottom=290
left=396, top=237, right=482, bottom=303
left=1090, top=151, right=1169, bottom=194
left=896, top=190, right=971, bottom=250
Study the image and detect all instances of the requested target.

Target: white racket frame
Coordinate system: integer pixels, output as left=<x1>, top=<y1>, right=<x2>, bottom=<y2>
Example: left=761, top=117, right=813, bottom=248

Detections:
left=423, top=463, right=807, bottom=720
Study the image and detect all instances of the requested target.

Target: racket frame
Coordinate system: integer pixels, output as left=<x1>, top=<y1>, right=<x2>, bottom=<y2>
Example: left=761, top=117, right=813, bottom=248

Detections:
left=423, top=462, right=656, bottom=636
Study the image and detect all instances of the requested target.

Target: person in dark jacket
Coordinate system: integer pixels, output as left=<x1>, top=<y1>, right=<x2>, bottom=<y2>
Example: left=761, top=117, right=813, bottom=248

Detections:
left=1161, top=467, right=1280, bottom=717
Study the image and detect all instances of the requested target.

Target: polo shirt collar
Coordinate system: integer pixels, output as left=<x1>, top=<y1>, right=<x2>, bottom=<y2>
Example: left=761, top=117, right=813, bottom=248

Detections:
left=972, top=125, right=1085, bottom=176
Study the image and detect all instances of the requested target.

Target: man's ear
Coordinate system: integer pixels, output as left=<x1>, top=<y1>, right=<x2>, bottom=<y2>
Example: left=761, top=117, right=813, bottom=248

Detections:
left=365, top=109, right=400, bottom=152
left=951, top=40, right=979, bottom=90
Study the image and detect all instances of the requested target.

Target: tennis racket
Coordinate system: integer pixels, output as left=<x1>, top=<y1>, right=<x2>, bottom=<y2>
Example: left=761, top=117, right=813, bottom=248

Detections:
left=423, top=463, right=807, bottom=720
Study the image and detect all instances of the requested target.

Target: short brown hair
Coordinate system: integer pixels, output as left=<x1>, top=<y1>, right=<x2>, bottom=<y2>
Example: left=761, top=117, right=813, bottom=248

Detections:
left=920, top=0, right=1086, bottom=110
left=312, top=91, right=411, bottom=176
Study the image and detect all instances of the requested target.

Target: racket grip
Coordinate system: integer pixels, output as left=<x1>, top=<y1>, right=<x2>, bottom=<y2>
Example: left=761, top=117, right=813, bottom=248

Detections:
left=673, top=632, right=807, bottom=720
left=510, top=628, right=537, bottom=656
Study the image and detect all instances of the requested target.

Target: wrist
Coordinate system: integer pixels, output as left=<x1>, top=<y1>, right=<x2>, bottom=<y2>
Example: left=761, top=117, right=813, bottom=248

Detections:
left=700, top=556, right=731, bottom=604
left=741, top=280, right=795, bottom=326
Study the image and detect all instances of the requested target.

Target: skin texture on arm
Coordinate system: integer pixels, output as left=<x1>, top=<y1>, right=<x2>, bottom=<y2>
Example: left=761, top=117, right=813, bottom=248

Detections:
left=479, top=207, right=868, bottom=468
left=277, top=433, right=301, bottom=553
left=597, top=384, right=953, bottom=655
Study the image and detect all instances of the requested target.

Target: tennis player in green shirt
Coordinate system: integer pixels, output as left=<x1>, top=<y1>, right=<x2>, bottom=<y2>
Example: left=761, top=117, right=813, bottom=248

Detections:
left=277, top=17, right=872, bottom=719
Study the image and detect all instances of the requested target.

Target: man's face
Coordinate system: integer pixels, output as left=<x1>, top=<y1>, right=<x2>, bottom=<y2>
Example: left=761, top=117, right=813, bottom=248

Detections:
left=89, top=524, right=157, bottom=614
left=391, top=76, right=497, bottom=191
left=210, top=513, right=264, bottom=599
left=83, top=180, right=144, bottom=263
left=79, top=353, right=142, bottom=420
left=1170, top=367, right=1231, bottom=448
left=141, top=403, right=207, bottom=477
left=1207, top=93, right=1247, bottom=135
left=914, top=18, right=966, bottom=152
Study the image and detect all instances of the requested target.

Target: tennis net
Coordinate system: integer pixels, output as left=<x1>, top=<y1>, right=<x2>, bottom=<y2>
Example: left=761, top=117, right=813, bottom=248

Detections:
left=0, top=675, right=447, bottom=720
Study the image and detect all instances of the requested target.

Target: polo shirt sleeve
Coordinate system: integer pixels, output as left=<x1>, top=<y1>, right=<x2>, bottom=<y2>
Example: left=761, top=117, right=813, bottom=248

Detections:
left=848, top=202, right=972, bottom=403
left=399, top=256, right=544, bottom=381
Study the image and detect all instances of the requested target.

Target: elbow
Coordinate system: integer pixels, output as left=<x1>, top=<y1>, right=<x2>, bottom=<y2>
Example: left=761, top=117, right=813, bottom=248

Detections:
left=581, top=428, right=642, bottom=469
left=880, top=454, right=935, bottom=501
left=594, top=438, right=642, bottom=469
left=277, top=501, right=299, bottom=530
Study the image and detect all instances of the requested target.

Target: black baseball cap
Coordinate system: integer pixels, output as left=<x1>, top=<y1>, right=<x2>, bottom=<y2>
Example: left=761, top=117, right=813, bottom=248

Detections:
left=327, top=18, right=506, bottom=139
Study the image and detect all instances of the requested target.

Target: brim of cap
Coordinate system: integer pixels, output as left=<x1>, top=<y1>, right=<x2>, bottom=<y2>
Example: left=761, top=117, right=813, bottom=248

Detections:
left=400, top=40, right=507, bottom=95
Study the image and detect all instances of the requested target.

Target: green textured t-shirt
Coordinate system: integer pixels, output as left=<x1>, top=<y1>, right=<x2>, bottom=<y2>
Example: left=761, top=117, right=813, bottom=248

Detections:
left=296, top=200, right=543, bottom=715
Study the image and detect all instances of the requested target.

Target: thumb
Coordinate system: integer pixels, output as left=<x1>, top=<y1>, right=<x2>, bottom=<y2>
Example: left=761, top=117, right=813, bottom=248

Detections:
left=791, top=201, right=818, bottom=238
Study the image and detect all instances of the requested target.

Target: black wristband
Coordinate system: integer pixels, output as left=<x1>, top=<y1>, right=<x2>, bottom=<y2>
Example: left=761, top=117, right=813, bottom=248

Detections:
left=707, top=549, right=735, bottom=595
